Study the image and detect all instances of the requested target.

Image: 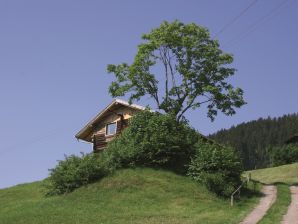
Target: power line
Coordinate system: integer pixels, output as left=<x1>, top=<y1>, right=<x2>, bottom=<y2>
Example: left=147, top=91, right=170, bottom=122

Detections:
left=0, top=128, right=65, bottom=156
left=225, top=0, right=294, bottom=48
left=214, top=0, right=259, bottom=38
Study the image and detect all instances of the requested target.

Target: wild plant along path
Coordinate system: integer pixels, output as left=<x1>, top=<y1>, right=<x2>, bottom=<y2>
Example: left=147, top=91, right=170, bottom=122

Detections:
left=240, top=185, right=277, bottom=224
left=282, top=186, right=298, bottom=224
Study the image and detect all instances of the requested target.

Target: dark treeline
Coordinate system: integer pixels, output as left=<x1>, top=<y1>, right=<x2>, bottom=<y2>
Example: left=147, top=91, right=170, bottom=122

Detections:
left=209, top=113, right=298, bottom=170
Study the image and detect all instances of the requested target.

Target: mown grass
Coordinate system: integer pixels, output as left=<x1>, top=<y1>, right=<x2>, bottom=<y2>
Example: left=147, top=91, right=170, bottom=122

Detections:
left=0, top=168, right=260, bottom=224
left=258, top=184, right=291, bottom=224
left=246, top=162, right=298, bottom=185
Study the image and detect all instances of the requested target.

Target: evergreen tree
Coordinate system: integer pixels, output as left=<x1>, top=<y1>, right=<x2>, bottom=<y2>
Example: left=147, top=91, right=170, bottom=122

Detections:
left=209, top=113, right=298, bottom=170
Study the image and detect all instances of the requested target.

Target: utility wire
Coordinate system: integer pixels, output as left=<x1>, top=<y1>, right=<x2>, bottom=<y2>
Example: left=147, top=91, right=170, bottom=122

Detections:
left=213, top=0, right=259, bottom=38
left=0, top=128, right=65, bottom=156
left=225, top=0, right=294, bottom=48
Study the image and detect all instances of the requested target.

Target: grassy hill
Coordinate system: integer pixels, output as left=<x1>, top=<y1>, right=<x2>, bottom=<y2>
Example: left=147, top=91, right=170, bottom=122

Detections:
left=247, top=162, right=298, bottom=185
left=0, top=168, right=259, bottom=224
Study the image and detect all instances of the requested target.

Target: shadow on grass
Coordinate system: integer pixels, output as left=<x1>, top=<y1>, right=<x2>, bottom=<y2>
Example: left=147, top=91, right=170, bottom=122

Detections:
left=232, top=181, right=264, bottom=203
left=240, top=186, right=264, bottom=199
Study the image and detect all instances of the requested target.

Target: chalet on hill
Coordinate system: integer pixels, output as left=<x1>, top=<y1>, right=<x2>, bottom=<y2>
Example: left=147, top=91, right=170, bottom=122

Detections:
left=76, top=99, right=214, bottom=152
left=75, top=99, right=146, bottom=152
left=285, top=134, right=298, bottom=145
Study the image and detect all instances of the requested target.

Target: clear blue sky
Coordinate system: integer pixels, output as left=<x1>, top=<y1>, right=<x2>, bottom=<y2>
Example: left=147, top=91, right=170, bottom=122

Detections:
left=0, top=0, right=297, bottom=189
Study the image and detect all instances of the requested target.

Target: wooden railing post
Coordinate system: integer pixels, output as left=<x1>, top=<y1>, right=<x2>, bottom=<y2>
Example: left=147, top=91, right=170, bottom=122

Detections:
left=230, top=174, right=251, bottom=206
left=231, top=195, right=234, bottom=206
left=247, top=173, right=251, bottom=183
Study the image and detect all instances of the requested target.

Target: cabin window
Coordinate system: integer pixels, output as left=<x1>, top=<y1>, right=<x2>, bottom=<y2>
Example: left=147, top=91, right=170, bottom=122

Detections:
left=106, top=122, right=117, bottom=135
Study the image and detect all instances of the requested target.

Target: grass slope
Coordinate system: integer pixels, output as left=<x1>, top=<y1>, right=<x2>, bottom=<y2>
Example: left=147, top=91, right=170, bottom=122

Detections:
left=0, top=168, right=259, bottom=224
left=247, top=162, right=298, bottom=185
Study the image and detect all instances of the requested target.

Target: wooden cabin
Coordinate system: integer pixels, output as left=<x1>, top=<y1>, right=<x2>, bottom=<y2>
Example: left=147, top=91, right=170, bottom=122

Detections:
left=75, top=99, right=146, bottom=152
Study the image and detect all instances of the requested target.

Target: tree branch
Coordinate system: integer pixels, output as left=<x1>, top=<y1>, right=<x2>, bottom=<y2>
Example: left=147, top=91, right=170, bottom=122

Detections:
left=177, top=97, right=213, bottom=122
left=159, top=47, right=169, bottom=108
left=166, top=50, right=181, bottom=100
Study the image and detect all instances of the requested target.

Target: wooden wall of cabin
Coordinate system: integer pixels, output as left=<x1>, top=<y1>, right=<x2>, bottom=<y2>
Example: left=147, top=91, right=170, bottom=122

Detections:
left=92, top=106, right=138, bottom=152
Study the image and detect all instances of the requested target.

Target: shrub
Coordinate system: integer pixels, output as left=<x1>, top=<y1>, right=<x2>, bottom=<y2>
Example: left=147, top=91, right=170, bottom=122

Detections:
left=46, top=111, right=199, bottom=195
left=45, top=153, right=109, bottom=195
left=269, top=144, right=298, bottom=166
left=46, top=113, right=244, bottom=197
left=106, top=111, right=199, bottom=173
left=187, top=141, right=242, bottom=197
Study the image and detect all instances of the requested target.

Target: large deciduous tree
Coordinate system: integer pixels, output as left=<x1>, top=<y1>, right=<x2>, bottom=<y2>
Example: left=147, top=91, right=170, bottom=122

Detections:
left=107, top=20, right=246, bottom=121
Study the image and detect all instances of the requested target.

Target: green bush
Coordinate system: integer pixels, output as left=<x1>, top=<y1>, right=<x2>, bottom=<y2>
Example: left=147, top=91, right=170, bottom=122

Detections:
left=106, top=111, right=199, bottom=173
left=46, top=111, right=199, bottom=195
left=45, top=153, right=109, bottom=195
left=187, top=141, right=242, bottom=197
left=269, top=144, right=298, bottom=166
left=47, top=111, right=243, bottom=196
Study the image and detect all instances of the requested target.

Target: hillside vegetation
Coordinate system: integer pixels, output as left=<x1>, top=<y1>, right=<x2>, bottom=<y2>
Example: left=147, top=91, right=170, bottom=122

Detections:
left=247, top=162, right=298, bottom=185
left=210, top=113, right=298, bottom=169
left=47, top=111, right=242, bottom=197
left=0, top=168, right=259, bottom=224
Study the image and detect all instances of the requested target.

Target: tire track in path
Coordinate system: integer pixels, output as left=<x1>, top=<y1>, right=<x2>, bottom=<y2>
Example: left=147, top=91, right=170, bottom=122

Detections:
left=240, top=185, right=277, bottom=224
left=282, top=186, right=298, bottom=224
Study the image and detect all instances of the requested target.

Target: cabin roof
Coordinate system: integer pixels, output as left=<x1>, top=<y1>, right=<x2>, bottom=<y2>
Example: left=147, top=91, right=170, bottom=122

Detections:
left=75, top=99, right=146, bottom=142
left=285, top=134, right=298, bottom=144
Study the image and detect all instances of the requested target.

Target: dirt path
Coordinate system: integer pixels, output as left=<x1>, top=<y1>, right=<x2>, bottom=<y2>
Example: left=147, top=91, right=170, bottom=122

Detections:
left=240, top=185, right=277, bottom=224
left=282, top=186, right=298, bottom=224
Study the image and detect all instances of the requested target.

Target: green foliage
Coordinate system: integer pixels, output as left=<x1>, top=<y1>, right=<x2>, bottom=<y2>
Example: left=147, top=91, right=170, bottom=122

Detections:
left=107, top=20, right=245, bottom=121
left=209, top=113, right=298, bottom=169
left=45, top=153, right=108, bottom=195
left=269, top=144, right=298, bottom=167
left=47, top=112, right=199, bottom=195
left=188, top=141, right=242, bottom=197
left=47, top=112, right=244, bottom=197
left=106, top=111, right=199, bottom=173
